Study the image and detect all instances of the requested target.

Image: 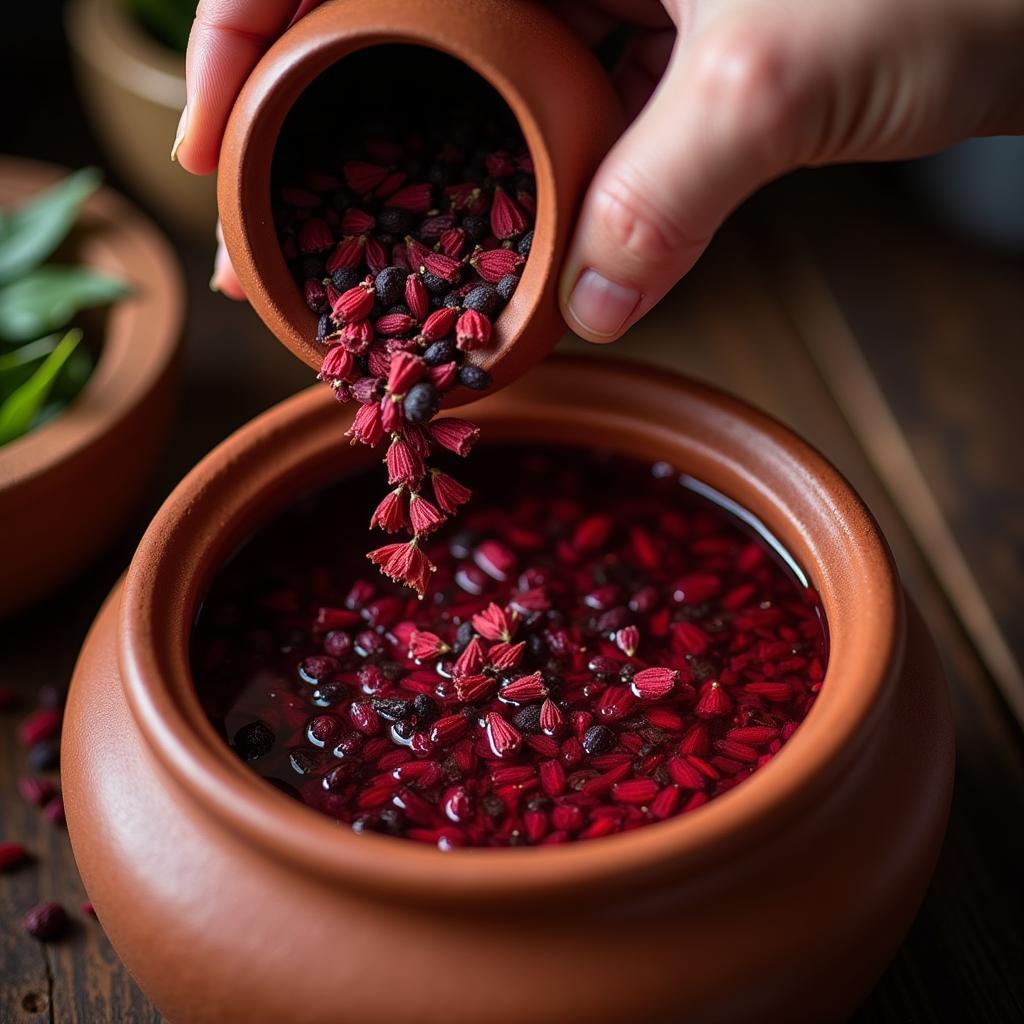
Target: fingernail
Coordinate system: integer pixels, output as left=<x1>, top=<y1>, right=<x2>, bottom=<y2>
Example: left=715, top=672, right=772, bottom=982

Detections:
left=171, top=105, right=188, bottom=162
left=566, top=268, right=641, bottom=340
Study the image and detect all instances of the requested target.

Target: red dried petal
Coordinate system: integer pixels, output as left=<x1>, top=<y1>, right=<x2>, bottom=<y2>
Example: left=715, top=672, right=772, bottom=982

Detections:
left=408, top=494, right=447, bottom=537
left=385, top=436, right=424, bottom=487
left=470, top=247, right=524, bottom=283
left=430, top=418, right=480, bottom=457
left=319, top=345, right=353, bottom=382
left=500, top=672, right=547, bottom=703
left=614, top=625, right=640, bottom=658
left=454, top=673, right=495, bottom=702
left=347, top=401, right=384, bottom=447
left=439, top=227, right=466, bottom=258
left=489, top=187, right=528, bottom=239
left=344, top=161, right=388, bottom=193
left=331, top=282, right=374, bottom=324
left=386, top=183, right=433, bottom=212
left=471, top=602, right=516, bottom=642
left=484, top=712, right=522, bottom=758
left=387, top=352, right=426, bottom=395
left=630, top=667, right=677, bottom=701
left=430, top=470, right=472, bottom=514
left=340, top=208, right=375, bottom=234
left=409, top=630, right=449, bottom=661
left=455, top=309, right=491, bottom=351
left=488, top=641, right=525, bottom=670
left=453, top=636, right=486, bottom=677
left=369, top=487, right=408, bottom=533
left=422, top=252, right=462, bottom=284
left=539, top=698, right=565, bottom=736
left=298, top=217, right=334, bottom=253
left=420, top=307, right=457, bottom=342
left=326, top=236, right=365, bottom=273
left=695, top=681, right=733, bottom=719
left=404, top=273, right=430, bottom=319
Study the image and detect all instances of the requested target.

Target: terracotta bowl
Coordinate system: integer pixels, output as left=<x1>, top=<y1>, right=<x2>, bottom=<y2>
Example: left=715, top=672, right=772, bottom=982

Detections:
left=63, top=357, right=954, bottom=1023
left=217, top=0, right=621, bottom=398
left=65, top=0, right=218, bottom=238
left=0, top=158, right=183, bottom=618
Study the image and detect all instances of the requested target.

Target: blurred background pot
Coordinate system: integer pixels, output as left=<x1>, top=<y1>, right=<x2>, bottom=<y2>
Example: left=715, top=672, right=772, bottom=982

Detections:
left=0, top=157, right=183, bottom=617
left=64, top=358, right=954, bottom=1024
left=65, top=0, right=216, bottom=238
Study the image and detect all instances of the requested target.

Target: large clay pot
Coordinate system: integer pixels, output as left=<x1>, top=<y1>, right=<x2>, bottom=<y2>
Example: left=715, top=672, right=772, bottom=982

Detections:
left=217, top=0, right=622, bottom=397
left=0, top=158, right=183, bottom=617
left=63, top=357, right=954, bottom=1024
left=65, top=0, right=218, bottom=239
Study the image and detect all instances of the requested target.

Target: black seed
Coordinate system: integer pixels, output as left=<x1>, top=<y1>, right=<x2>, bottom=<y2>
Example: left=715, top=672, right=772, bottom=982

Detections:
left=582, top=724, right=616, bottom=755
left=526, top=633, right=548, bottom=663
left=311, top=682, right=348, bottom=708
left=233, top=720, right=275, bottom=760
left=371, top=698, right=412, bottom=721
left=458, top=365, right=492, bottom=390
left=331, top=267, right=360, bottom=291
left=377, top=207, right=414, bottom=234
left=374, top=266, right=406, bottom=307
left=403, top=381, right=440, bottom=424
left=496, top=273, right=519, bottom=302
left=517, top=230, right=533, bottom=257
left=288, top=748, right=321, bottom=775
left=463, top=285, right=500, bottom=316
left=316, top=313, right=334, bottom=342
left=23, top=901, right=69, bottom=942
left=462, top=215, right=487, bottom=242
left=453, top=619, right=476, bottom=654
left=421, top=270, right=450, bottom=295
left=413, top=694, right=441, bottom=724
left=322, top=764, right=350, bottom=792
left=29, top=739, right=60, bottom=772
left=512, top=703, right=543, bottom=734
left=423, top=338, right=456, bottom=366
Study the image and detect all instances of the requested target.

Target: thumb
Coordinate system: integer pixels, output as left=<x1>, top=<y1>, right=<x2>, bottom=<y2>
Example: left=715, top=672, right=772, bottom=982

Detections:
left=560, top=20, right=822, bottom=342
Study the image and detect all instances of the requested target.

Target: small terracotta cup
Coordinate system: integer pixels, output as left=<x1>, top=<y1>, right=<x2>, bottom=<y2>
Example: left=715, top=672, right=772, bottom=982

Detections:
left=217, top=0, right=621, bottom=397
left=64, top=357, right=954, bottom=1024
left=0, top=158, right=183, bottom=617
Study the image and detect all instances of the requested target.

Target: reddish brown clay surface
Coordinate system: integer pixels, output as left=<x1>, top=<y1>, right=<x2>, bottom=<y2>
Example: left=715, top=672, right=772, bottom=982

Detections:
left=0, top=158, right=183, bottom=617
left=63, top=358, right=954, bottom=1023
left=217, top=0, right=621, bottom=399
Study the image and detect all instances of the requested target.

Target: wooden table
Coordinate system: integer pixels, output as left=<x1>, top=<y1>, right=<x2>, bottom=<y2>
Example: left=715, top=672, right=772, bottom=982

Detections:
left=2, top=21, right=1022, bottom=1020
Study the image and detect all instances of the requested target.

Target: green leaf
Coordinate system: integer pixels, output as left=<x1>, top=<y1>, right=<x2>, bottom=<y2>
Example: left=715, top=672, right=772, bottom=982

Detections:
left=0, top=334, right=59, bottom=398
left=0, top=168, right=102, bottom=285
left=0, top=329, right=83, bottom=446
left=0, top=266, right=130, bottom=342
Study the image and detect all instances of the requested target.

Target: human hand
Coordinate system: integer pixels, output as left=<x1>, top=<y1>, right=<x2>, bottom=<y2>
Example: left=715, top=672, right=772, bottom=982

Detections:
left=175, top=0, right=1024, bottom=335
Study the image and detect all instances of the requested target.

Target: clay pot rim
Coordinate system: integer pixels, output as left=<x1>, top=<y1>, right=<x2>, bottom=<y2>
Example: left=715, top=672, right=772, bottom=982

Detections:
left=118, top=356, right=902, bottom=906
left=65, top=0, right=186, bottom=109
left=217, top=0, right=578, bottom=391
left=0, top=157, right=183, bottom=502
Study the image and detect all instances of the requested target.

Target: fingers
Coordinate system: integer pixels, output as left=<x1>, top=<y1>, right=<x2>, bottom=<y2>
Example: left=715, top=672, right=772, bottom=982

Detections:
left=561, top=15, right=825, bottom=342
left=174, top=0, right=303, bottom=174
left=210, top=222, right=246, bottom=299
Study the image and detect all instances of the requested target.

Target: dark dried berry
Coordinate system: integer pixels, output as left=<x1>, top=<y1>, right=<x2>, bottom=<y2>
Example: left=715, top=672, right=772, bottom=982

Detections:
left=443, top=293, right=464, bottom=309
left=289, top=748, right=321, bottom=775
left=403, top=382, right=440, bottom=424
left=413, top=694, right=440, bottom=724
left=299, top=655, right=337, bottom=684
left=421, top=270, right=451, bottom=295
left=311, top=682, right=348, bottom=707
left=316, top=313, right=334, bottom=342
left=29, top=739, right=60, bottom=772
left=374, top=266, right=406, bottom=307
left=23, top=901, right=69, bottom=942
left=582, top=724, right=616, bottom=755
left=331, top=267, right=360, bottom=292
left=322, top=764, right=350, bottom=792
left=385, top=304, right=411, bottom=318
left=371, top=698, right=412, bottom=721
left=377, top=207, right=414, bottom=234
left=512, top=703, right=543, bottom=734
left=423, top=337, right=457, bottom=366
left=462, top=285, right=500, bottom=315
left=233, top=720, right=275, bottom=760
left=496, top=273, right=519, bottom=302
left=458, top=365, right=492, bottom=391
left=453, top=619, right=476, bottom=654
left=462, top=215, right=487, bottom=242
left=517, top=230, right=533, bottom=256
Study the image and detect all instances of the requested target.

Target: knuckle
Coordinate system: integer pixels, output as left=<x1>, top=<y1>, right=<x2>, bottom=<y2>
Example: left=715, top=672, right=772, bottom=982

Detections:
left=692, top=23, right=812, bottom=165
left=593, top=171, right=696, bottom=265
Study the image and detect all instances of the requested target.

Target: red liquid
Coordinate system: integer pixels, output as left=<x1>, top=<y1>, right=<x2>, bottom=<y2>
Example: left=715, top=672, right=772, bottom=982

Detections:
left=192, top=445, right=828, bottom=848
